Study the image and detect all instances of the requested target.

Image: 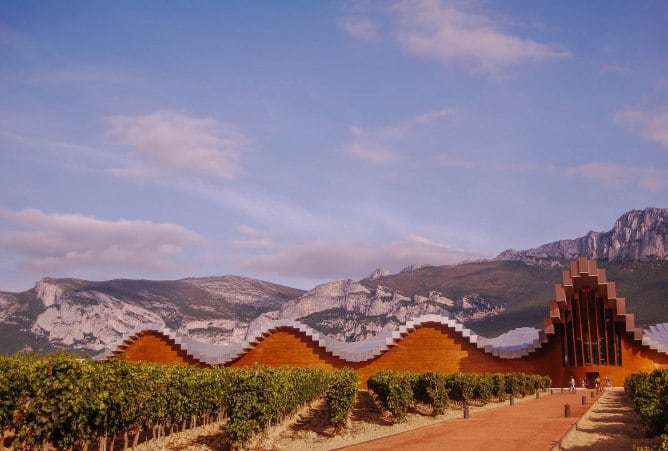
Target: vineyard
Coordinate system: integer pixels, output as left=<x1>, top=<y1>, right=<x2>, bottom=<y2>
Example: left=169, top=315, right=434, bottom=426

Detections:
left=0, top=354, right=358, bottom=449
left=367, top=370, right=552, bottom=421
left=0, top=353, right=559, bottom=450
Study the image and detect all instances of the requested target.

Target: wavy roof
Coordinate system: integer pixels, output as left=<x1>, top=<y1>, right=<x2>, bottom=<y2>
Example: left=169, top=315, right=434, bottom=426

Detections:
left=98, top=311, right=668, bottom=367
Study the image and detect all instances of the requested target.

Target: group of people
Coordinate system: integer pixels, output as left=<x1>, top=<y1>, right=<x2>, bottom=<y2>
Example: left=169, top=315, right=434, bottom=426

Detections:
left=569, top=375, right=612, bottom=392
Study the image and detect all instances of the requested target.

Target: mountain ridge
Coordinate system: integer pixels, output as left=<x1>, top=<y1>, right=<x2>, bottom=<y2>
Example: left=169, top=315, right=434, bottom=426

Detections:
left=0, top=207, right=666, bottom=355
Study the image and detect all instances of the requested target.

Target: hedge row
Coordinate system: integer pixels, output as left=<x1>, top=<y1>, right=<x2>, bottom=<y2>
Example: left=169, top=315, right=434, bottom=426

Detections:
left=0, top=354, right=359, bottom=449
left=367, top=370, right=551, bottom=421
left=625, top=369, right=668, bottom=436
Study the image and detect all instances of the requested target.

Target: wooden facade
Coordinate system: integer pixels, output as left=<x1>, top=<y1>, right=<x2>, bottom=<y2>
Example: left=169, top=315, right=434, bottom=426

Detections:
left=106, top=258, right=668, bottom=387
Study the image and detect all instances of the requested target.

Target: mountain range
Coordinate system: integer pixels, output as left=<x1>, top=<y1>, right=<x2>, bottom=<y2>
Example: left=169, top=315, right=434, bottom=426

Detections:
left=0, top=207, right=666, bottom=355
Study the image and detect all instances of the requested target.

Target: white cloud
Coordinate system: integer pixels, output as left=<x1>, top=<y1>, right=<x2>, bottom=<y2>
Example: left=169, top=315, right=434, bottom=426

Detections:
left=437, top=153, right=555, bottom=173
left=236, top=224, right=263, bottom=236
left=600, top=62, right=630, bottom=75
left=232, top=238, right=274, bottom=250
left=344, top=107, right=457, bottom=165
left=107, top=111, right=250, bottom=180
left=0, top=207, right=205, bottom=275
left=391, top=0, right=570, bottom=73
left=566, top=163, right=668, bottom=191
left=340, top=0, right=570, bottom=74
left=337, top=16, right=381, bottom=41
left=344, top=137, right=399, bottom=165
left=615, top=108, right=668, bottom=148
left=237, top=236, right=488, bottom=280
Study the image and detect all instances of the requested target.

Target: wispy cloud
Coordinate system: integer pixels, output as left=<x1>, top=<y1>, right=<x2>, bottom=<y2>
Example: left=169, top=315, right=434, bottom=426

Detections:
left=437, top=153, right=554, bottom=172
left=600, top=62, right=630, bottom=75
left=390, top=0, right=570, bottom=73
left=0, top=207, right=205, bottom=275
left=0, top=129, right=122, bottom=165
left=107, top=111, right=251, bottom=181
left=238, top=235, right=488, bottom=280
left=339, top=0, right=570, bottom=75
left=337, top=16, right=381, bottom=42
left=615, top=108, right=668, bottom=148
left=437, top=154, right=667, bottom=192
left=344, top=107, right=457, bottom=165
left=566, top=163, right=668, bottom=191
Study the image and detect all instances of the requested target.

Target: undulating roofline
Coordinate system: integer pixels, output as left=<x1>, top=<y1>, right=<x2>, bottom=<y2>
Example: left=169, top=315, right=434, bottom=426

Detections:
left=99, top=312, right=668, bottom=367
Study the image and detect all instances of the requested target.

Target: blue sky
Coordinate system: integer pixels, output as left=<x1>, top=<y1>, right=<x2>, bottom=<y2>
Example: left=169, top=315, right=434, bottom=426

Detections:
left=1, top=1, right=667, bottom=292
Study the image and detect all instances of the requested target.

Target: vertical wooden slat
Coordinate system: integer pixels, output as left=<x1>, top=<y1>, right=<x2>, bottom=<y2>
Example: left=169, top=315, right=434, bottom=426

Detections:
left=602, top=303, right=610, bottom=365
left=576, top=293, right=586, bottom=366
left=594, top=291, right=608, bottom=365
left=583, top=289, right=593, bottom=364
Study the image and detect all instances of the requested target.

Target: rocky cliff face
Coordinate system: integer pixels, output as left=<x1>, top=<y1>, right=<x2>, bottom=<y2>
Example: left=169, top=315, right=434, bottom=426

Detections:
left=496, top=208, right=667, bottom=266
left=0, top=275, right=504, bottom=354
left=246, top=279, right=502, bottom=342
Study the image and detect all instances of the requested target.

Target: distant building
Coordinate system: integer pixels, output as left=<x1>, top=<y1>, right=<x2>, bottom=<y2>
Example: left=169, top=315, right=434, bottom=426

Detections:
left=100, top=258, right=668, bottom=387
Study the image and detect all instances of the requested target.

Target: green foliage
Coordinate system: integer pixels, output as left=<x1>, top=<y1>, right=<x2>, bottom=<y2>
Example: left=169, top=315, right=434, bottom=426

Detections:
left=413, top=372, right=449, bottom=415
left=326, top=368, right=359, bottom=430
left=443, top=372, right=476, bottom=403
left=225, top=365, right=332, bottom=446
left=625, top=369, right=668, bottom=436
left=368, top=370, right=550, bottom=420
left=0, top=355, right=357, bottom=449
left=367, top=370, right=415, bottom=421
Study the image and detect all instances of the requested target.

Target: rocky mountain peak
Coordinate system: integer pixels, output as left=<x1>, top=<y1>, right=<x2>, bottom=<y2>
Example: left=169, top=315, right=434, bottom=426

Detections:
left=369, top=268, right=390, bottom=280
left=35, top=279, right=64, bottom=307
left=496, top=207, right=667, bottom=266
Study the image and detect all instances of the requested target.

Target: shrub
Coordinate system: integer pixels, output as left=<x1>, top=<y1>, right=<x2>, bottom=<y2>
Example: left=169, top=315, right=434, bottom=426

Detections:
left=326, top=368, right=359, bottom=430
left=625, top=369, right=668, bottom=436
left=367, top=370, right=415, bottom=421
left=413, top=372, right=449, bottom=415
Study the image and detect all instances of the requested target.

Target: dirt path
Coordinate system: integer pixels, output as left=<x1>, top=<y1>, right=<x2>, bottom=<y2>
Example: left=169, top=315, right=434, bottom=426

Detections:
left=558, top=390, right=661, bottom=450
left=340, top=390, right=595, bottom=451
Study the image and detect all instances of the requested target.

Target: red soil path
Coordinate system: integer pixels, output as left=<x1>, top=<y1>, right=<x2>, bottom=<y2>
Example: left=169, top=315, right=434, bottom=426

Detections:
left=341, top=389, right=600, bottom=451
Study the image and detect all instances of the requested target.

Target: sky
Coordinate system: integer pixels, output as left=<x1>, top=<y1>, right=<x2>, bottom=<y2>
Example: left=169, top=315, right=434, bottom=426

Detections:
left=0, top=1, right=667, bottom=293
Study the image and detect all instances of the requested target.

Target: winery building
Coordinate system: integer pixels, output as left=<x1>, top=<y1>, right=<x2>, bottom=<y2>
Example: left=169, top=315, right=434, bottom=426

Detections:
left=100, top=258, right=668, bottom=387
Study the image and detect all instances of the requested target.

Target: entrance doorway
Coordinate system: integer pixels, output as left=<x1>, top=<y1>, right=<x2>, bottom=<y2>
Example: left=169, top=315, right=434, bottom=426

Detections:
left=586, top=371, right=600, bottom=389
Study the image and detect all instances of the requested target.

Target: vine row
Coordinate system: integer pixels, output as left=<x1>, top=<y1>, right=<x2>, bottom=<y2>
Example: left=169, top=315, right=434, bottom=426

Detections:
left=367, top=370, right=551, bottom=421
left=0, top=354, right=359, bottom=449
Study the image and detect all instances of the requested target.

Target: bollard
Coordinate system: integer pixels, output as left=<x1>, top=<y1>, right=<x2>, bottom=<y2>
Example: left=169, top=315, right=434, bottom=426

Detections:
left=561, top=387, right=564, bottom=394
left=536, top=390, right=540, bottom=399
left=551, top=388, right=554, bottom=395
left=463, top=405, right=469, bottom=419
left=510, top=395, right=515, bottom=406
left=591, top=391, right=595, bottom=399
left=564, top=404, right=571, bottom=417
left=581, top=396, right=586, bottom=405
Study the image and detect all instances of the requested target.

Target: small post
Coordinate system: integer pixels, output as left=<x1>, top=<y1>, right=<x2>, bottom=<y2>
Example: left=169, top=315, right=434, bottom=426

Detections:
left=551, top=388, right=554, bottom=395
left=463, top=405, right=470, bottom=419
left=591, top=391, right=595, bottom=399
left=564, top=404, right=571, bottom=417
left=581, top=396, right=586, bottom=405
left=561, top=387, right=564, bottom=394
left=510, top=395, right=515, bottom=406
left=536, top=390, right=540, bottom=399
